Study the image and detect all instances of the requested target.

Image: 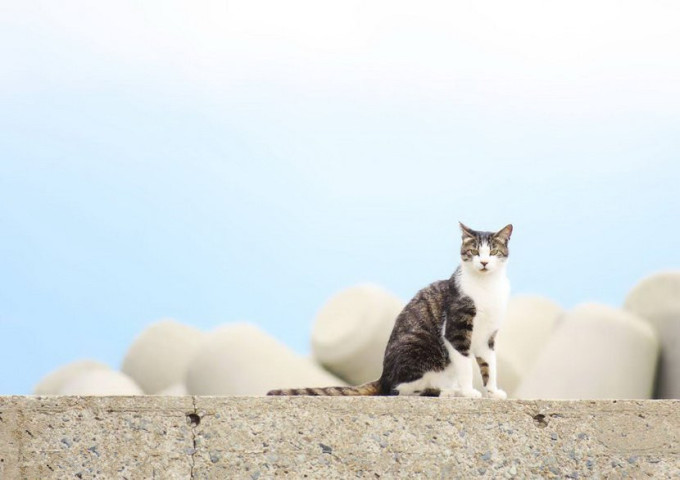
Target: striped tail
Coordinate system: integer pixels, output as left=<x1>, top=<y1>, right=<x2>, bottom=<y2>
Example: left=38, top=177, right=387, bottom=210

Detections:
left=267, top=380, right=381, bottom=396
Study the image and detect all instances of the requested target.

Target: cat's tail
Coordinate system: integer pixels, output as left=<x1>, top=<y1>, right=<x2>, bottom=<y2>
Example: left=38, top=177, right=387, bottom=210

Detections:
left=267, top=380, right=381, bottom=396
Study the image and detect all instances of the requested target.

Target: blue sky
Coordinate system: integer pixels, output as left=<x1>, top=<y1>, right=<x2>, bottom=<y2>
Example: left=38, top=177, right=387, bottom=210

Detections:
left=1, top=1, right=679, bottom=394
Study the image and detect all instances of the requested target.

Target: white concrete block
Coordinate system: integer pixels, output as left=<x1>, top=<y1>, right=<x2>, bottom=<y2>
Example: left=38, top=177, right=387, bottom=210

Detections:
left=493, top=295, right=564, bottom=396
left=155, top=383, right=188, bottom=396
left=311, top=284, right=405, bottom=385
left=515, top=303, right=659, bottom=399
left=34, top=360, right=110, bottom=395
left=185, top=323, right=345, bottom=395
left=121, top=319, right=206, bottom=394
left=624, top=271, right=680, bottom=398
left=58, top=370, right=144, bottom=395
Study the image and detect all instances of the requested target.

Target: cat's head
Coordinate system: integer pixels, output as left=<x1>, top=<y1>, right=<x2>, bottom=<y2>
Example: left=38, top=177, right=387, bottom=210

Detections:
left=459, top=223, right=513, bottom=274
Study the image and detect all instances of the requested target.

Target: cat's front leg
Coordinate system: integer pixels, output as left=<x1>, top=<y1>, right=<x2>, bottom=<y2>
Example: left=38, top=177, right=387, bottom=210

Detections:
left=444, top=301, right=481, bottom=398
left=475, top=346, right=506, bottom=399
left=449, top=348, right=482, bottom=398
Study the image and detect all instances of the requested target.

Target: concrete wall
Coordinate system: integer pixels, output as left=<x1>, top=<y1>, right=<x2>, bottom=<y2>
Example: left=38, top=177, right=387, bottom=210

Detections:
left=1, top=396, right=678, bottom=479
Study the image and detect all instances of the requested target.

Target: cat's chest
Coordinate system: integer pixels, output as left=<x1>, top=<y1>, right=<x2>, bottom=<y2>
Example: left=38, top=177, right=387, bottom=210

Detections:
left=459, top=274, right=510, bottom=328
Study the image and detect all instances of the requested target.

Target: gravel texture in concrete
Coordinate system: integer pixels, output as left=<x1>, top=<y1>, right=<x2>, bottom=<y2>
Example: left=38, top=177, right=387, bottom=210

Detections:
left=1, top=396, right=678, bottom=479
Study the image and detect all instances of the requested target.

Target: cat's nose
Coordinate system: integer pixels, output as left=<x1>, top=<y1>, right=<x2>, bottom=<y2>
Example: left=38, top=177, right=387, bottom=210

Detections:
left=480, top=261, right=488, bottom=267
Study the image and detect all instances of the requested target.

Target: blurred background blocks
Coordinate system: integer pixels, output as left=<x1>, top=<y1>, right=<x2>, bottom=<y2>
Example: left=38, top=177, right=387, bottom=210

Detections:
left=185, top=323, right=344, bottom=395
left=32, top=271, right=679, bottom=399
left=494, top=295, right=563, bottom=397
left=121, top=319, right=205, bottom=394
left=34, top=360, right=110, bottom=395
left=515, top=303, right=658, bottom=399
left=625, top=271, right=680, bottom=399
left=57, top=369, right=143, bottom=395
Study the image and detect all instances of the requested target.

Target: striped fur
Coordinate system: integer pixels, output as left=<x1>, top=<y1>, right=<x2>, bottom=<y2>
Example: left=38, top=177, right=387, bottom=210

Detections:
left=488, top=329, right=498, bottom=350
left=267, top=380, right=380, bottom=396
left=476, top=357, right=490, bottom=386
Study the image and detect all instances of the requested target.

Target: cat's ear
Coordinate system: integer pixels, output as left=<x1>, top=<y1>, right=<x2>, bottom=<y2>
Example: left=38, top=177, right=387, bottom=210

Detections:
left=495, top=224, right=513, bottom=243
left=459, top=222, right=476, bottom=239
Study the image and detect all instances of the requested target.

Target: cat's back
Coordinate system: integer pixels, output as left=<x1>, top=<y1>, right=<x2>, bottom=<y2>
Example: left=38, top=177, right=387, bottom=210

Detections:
left=391, top=278, right=454, bottom=334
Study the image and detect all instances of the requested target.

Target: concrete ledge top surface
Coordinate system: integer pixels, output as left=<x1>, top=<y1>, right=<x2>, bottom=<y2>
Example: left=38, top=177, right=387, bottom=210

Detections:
left=1, top=396, right=678, bottom=479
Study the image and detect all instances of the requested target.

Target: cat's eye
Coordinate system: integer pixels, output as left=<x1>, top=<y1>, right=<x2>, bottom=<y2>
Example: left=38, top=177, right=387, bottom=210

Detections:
left=490, top=249, right=500, bottom=255
left=466, top=249, right=479, bottom=256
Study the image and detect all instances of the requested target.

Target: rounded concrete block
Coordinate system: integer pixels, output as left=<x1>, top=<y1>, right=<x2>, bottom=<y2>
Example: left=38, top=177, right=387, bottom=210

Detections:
left=624, top=271, right=680, bottom=398
left=492, top=296, right=564, bottom=396
left=58, top=370, right=144, bottom=395
left=515, top=303, right=659, bottom=399
left=185, top=323, right=345, bottom=395
left=34, top=360, right=110, bottom=395
left=155, top=383, right=188, bottom=396
left=121, top=319, right=206, bottom=394
left=311, top=284, right=405, bottom=385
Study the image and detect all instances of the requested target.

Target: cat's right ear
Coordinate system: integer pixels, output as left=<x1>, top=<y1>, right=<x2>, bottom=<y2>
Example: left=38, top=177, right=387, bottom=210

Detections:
left=459, top=222, right=475, bottom=239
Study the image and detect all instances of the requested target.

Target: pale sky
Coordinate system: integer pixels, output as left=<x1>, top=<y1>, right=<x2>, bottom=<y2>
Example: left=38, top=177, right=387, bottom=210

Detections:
left=1, top=1, right=679, bottom=393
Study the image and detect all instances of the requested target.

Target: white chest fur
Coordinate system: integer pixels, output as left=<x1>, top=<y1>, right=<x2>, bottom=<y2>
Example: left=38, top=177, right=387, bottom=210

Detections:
left=458, top=268, right=510, bottom=351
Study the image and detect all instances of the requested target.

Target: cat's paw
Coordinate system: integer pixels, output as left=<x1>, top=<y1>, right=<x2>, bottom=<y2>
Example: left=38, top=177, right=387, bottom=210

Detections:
left=485, top=388, right=507, bottom=400
left=459, top=388, right=482, bottom=398
left=440, top=388, right=461, bottom=397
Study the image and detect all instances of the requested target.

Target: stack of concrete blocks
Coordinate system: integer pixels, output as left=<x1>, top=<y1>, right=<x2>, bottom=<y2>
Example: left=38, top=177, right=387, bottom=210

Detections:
left=515, top=304, right=659, bottom=399
left=33, top=272, right=678, bottom=399
left=514, top=271, right=680, bottom=399
left=33, top=284, right=404, bottom=397
left=34, top=321, right=349, bottom=397
left=307, top=281, right=671, bottom=400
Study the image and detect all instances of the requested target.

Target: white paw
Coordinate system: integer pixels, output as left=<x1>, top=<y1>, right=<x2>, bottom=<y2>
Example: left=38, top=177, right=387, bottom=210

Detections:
left=459, top=388, right=482, bottom=398
left=440, top=388, right=460, bottom=397
left=486, top=388, right=507, bottom=400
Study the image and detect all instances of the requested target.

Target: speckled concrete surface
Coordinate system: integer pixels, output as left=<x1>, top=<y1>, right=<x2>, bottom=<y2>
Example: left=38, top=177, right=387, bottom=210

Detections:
left=1, top=396, right=678, bottom=479
left=0, top=396, right=194, bottom=479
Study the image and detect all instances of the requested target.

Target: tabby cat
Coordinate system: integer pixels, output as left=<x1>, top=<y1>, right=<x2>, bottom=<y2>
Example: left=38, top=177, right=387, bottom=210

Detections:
left=267, top=222, right=513, bottom=398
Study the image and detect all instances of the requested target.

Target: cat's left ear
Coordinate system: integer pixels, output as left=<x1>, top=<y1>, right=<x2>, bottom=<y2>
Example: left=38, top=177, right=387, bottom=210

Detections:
left=495, top=224, right=513, bottom=243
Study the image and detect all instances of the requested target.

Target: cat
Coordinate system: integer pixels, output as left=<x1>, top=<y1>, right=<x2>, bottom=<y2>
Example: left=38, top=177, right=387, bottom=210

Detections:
left=267, top=222, right=513, bottom=398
